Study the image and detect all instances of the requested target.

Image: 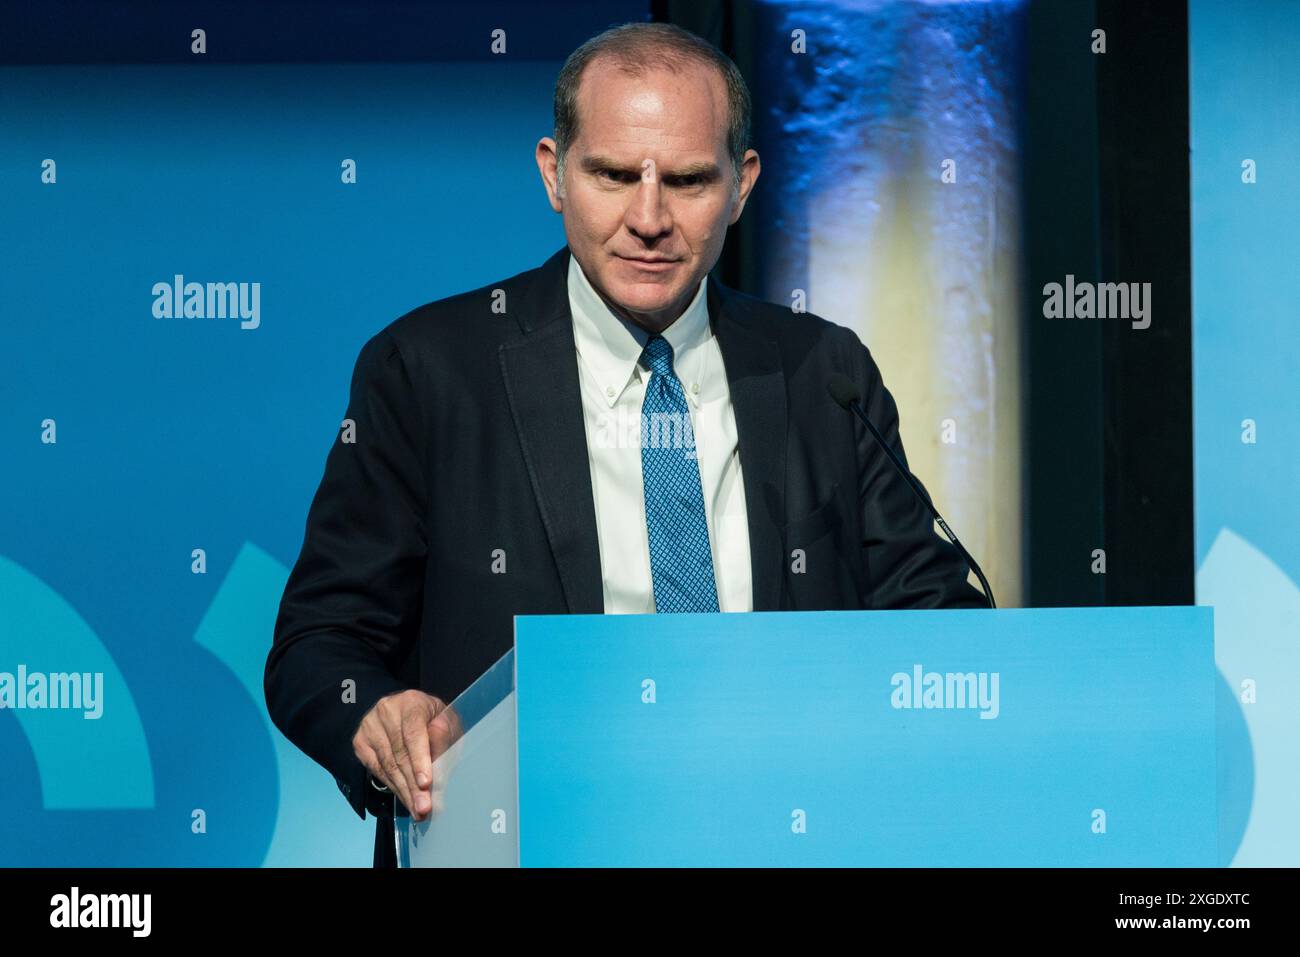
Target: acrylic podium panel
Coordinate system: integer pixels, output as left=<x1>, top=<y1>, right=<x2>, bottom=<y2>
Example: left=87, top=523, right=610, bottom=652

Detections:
left=397, top=606, right=1216, bottom=867
left=395, top=649, right=517, bottom=867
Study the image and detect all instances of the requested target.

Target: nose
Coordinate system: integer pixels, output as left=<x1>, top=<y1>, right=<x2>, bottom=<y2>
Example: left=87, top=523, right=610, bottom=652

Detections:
left=624, top=173, right=673, bottom=244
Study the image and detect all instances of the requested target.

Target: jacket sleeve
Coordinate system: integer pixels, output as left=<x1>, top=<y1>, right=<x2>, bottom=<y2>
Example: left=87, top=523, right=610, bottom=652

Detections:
left=264, top=327, right=427, bottom=820
left=841, top=330, right=989, bottom=610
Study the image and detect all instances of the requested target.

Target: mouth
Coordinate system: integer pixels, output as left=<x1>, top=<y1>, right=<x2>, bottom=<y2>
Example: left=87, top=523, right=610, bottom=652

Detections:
left=614, top=254, right=681, bottom=273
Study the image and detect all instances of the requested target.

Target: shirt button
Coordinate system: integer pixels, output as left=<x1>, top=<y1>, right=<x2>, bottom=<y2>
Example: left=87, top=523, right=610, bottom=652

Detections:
left=605, top=386, right=615, bottom=398
left=691, top=383, right=700, bottom=394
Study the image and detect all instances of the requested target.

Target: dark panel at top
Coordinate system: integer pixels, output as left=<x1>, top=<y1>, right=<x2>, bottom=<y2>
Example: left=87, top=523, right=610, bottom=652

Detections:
left=0, top=0, right=649, bottom=64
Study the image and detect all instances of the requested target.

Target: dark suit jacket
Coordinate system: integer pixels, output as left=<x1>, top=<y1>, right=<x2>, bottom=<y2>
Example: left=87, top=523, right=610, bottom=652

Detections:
left=264, top=245, right=986, bottom=867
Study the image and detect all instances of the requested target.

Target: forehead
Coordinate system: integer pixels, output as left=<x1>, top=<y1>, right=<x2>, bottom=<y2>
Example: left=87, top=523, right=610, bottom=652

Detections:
left=573, top=56, right=729, bottom=157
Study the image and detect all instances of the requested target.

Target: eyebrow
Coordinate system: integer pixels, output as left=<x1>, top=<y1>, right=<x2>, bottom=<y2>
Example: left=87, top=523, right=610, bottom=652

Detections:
left=579, top=155, right=723, bottom=181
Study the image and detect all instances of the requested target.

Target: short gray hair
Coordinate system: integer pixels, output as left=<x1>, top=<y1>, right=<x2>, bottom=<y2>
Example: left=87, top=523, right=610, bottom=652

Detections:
left=553, top=22, right=752, bottom=190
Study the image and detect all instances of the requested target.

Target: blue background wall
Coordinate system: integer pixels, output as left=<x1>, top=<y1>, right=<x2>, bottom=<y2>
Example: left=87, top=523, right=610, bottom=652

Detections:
left=1190, top=0, right=1300, bottom=867
left=0, top=57, right=573, bottom=864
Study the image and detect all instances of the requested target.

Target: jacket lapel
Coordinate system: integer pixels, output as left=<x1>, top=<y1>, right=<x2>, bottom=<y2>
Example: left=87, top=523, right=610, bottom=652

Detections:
left=708, top=276, right=788, bottom=612
left=498, top=248, right=605, bottom=614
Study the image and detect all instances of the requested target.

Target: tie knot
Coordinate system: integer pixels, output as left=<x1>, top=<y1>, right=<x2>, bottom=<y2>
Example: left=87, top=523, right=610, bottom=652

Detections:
left=642, top=335, right=675, bottom=378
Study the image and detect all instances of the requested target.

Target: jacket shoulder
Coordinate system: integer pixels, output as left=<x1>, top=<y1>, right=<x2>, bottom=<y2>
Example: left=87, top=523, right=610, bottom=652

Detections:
left=721, top=283, right=868, bottom=367
left=377, top=253, right=561, bottom=354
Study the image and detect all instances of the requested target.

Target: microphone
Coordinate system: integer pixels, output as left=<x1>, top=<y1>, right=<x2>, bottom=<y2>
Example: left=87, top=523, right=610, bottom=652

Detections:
left=827, top=372, right=996, bottom=608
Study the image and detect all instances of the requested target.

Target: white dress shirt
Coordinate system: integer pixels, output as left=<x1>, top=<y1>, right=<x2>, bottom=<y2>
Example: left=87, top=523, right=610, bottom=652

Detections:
left=568, top=255, right=753, bottom=614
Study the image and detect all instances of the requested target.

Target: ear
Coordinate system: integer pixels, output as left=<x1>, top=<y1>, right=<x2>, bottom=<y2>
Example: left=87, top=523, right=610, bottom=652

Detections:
left=536, top=137, right=564, bottom=213
left=727, top=149, right=762, bottom=226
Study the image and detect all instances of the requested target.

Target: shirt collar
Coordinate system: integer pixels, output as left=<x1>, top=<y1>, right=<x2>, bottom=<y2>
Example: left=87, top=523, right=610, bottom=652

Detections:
left=568, top=254, right=711, bottom=409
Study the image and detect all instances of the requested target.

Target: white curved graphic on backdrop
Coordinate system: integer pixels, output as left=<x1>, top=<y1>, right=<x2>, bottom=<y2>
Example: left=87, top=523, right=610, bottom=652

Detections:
left=0, top=554, right=155, bottom=808
left=1197, top=527, right=1300, bottom=866
left=193, top=542, right=373, bottom=866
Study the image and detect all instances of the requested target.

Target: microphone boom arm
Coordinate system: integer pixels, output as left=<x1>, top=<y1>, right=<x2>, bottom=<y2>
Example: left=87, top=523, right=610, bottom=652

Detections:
left=829, top=374, right=997, bottom=609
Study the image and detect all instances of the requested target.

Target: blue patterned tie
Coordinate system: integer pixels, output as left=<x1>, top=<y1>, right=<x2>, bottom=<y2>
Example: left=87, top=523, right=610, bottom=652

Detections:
left=640, top=335, right=720, bottom=613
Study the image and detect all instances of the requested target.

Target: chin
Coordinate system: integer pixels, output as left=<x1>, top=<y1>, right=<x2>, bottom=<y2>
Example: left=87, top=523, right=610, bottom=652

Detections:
left=607, top=283, right=680, bottom=317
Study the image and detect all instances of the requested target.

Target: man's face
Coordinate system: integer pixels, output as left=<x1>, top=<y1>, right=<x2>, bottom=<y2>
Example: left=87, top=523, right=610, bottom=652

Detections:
left=537, top=57, right=760, bottom=332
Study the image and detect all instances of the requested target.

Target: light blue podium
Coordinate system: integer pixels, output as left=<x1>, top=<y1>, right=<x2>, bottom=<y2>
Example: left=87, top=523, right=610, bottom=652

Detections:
left=397, top=607, right=1215, bottom=866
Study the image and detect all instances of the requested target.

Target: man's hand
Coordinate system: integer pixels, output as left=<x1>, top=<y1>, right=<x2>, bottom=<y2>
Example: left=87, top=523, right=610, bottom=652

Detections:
left=352, top=690, right=463, bottom=821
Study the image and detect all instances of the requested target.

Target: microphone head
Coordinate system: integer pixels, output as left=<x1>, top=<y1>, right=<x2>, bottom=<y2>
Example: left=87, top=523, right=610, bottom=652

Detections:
left=827, top=373, right=860, bottom=410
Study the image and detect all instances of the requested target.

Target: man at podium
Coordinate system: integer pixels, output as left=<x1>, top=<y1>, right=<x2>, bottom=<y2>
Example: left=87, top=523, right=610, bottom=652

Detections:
left=264, top=21, right=986, bottom=867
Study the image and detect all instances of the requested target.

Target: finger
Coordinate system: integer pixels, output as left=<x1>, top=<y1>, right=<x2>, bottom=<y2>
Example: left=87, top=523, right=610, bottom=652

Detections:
left=428, top=705, right=462, bottom=760
left=367, top=731, right=417, bottom=819
left=380, top=714, right=427, bottom=819
left=354, top=739, right=387, bottom=789
left=357, top=736, right=399, bottom=797
left=444, top=705, right=465, bottom=745
left=426, top=706, right=459, bottom=817
left=427, top=756, right=446, bottom=817
left=425, top=739, right=452, bottom=817
left=401, top=707, right=434, bottom=815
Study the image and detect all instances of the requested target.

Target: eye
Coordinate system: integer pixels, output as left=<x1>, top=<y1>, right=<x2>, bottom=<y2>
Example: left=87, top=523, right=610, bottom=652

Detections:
left=596, top=168, right=636, bottom=184
left=664, top=173, right=709, bottom=189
